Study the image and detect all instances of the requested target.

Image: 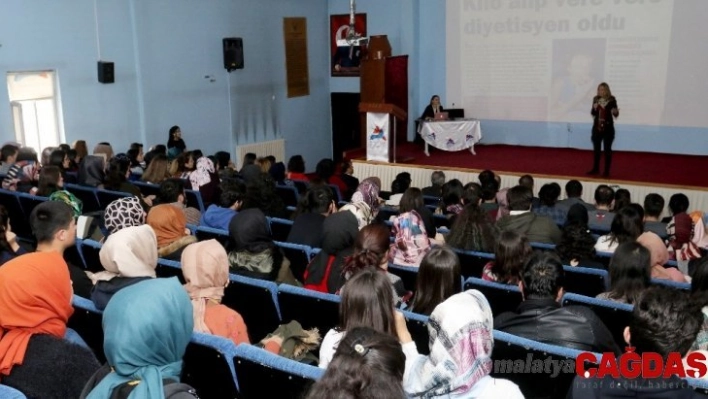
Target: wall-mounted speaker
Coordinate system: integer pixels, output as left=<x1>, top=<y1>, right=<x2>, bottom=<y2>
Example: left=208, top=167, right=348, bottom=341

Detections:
left=97, top=61, right=114, bottom=84
left=223, top=38, right=244, bottom=72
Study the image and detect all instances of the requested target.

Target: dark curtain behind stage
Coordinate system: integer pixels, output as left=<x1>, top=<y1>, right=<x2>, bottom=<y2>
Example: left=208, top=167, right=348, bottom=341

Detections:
left=385, top=55, right=409, bottom=145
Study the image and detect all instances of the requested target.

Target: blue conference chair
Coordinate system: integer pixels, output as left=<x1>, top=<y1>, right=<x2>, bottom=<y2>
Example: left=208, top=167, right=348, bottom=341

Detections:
left=223, top=274, right=281, bottom=343
left=464, top=277, right=522, bottom=316
left=277, top=284, right=340, bottom=337
left=182, top=333, right=239, bottom=398
left=561, top=292, right=633, bottom=348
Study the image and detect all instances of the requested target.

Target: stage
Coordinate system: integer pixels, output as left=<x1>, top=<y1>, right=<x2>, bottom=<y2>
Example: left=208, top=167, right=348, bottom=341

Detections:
left=347, top=143, right=708, bottom=212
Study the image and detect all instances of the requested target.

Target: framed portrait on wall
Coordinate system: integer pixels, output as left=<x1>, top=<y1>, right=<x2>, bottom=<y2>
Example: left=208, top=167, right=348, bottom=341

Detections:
left=330, top=13, right=367, bottom=77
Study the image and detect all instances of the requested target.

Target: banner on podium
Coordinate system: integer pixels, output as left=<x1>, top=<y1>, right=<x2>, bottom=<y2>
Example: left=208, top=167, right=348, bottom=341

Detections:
left=366, top=113, right=389, bottom=162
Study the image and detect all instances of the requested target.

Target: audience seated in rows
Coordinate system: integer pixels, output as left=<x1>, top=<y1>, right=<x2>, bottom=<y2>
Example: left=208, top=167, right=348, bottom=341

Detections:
left=181, top=239, right=249, bottom=345
left=596, top=241, right=651, bottom=304
left=497, top=185, right=562, bottom=245
left=409, top=246, right=462, bottom=316
left=555, top=204, right=605, bottom=268
left=147, top=204, right=197, bottom=261
left=304, top=210, right=358, bottom=294
left=288, top=185, right=336, bottom=248
left=482, top=230, right=532, bottom=284
left=588, top=184, right=615, bottom=232
left=401, top=290, right=524, bottom=398
left=594, top=204, right=644, bottom=253
left=199, top=180, right=245, bottom=231
left=494, top=252, right=620, bottom=354
left=556, top=179, right=595, bottom=214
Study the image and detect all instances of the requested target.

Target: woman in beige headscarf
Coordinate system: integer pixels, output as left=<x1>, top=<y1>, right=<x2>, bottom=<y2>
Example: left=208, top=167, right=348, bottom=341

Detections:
left=88, top=225, right=159, bottom=310
left=637, top=232, right=687, bottom=283
left=181, top=239, right=249, bottom=345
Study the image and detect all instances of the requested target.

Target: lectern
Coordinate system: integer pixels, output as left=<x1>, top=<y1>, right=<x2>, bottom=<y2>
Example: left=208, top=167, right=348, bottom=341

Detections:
left=359, top=102, right=407, bottom=163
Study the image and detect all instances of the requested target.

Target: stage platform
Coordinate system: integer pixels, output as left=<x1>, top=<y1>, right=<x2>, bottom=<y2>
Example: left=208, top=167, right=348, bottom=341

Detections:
left=347, top=143, right=708, bottom=212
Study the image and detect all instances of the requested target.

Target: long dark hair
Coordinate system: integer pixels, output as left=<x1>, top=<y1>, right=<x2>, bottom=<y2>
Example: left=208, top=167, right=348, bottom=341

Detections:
left=608, top=205, right=644, bottom=246
left=0, top=205, right=13, bottom=253
left=556, top=222, right=596, bottom=263
left=410, top=246, right=462, bottom=315
left=104, top=157, right=130, bottom=191
left=613, top=189, right=631, bottom=212
left=342, top=223, right=390, bottom=276
left=306, top=327, right=405, bottom=399
left=446, top=203, right=496, bottom=252
left=491, top=230, right=532, bottom=284
left=36, top=166, right=63, bottom=197
left=338, top=268, right=396, bottom=335
left=607, top=242, right=651, bottom=304
left=399, top=188, right=424, bottom=214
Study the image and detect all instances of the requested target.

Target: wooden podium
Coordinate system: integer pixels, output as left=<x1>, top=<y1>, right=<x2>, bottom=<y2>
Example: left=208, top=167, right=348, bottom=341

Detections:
left=359, top=102, right=407, bottom=163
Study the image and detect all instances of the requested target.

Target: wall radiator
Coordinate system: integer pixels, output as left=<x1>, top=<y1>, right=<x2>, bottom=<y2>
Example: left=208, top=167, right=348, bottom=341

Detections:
left=235, top=139, right=285, bottom=167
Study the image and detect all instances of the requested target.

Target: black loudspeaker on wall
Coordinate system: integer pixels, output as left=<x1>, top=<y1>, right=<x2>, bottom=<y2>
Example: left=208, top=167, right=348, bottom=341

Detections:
left=97, top=61, right=115, bottom=84
left=223, top=38, right=244, bottom=72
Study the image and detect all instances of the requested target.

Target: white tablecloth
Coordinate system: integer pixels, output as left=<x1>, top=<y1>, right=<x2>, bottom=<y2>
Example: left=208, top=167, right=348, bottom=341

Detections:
left=418, top=119, right=482, bottom=156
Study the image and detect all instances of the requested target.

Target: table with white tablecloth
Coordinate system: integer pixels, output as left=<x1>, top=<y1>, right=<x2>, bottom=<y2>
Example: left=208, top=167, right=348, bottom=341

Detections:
left=417, top=119, right=482, bottom=156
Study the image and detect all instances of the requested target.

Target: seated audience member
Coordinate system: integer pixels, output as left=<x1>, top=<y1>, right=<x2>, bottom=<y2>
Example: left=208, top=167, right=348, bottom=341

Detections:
left=480, top=181, right=500, bottom=218
left=594, top=204, right=644, bottom=253
left=666, top=193, right=702, bottom=268
left=158, top=178, right=201, bottom=225
left=0, top=143, right=19, bottom=175
left=72, top=140, right=88, bottom=165
left=494, top=252, right=620, bottom=354
left=307, top=327, right=406, bottom=399
left=238, top=154, right=260, bottom=184
left=0, top=205, right=27, bottom=265
left=342, top=223, right=407, bottom=305
left=287, top=186, right=336, bottom=248
left=40, top=146, right=56, bottom=167
left=93, top=142, right=114, bottom=162
left=497, top=185, right=562, bottom=245
left=446, top=184, right=497, bottom=252
left=227, top=208, right=297, bottom=284
left=200, top=180, right=245, bottom=231
left=556, top=179, right=595, bottom=214
left=568, top=287, right=704, bottom=398
left=637, top=231, right=687, bottom=283
left=397, top=187, right=436, bottom=239
left=319, top=268, right=398, bottom=368
left=213, top=150, right=235, bottom=177
left=690, top=258, right=708, bottom=351
left=532, top=182, right=566, bottom=226
left=596, top=242, right=651, bottom=304
left=80, top=278, right=198, bottom=398
left=333, top=159, right=359, bottom=201
left=482, top=230, right=532, bottom=284
left=256, top=157, right=272, bottom=174
left=241, top=172, right=288, bottom=219
left=612, top=188, right=631, bottom=212
left=385, top=172, right=412, bottom=207
left=409, top=246, right=462, bottom=316
left=77, top=154, right=105, bottom=188
left=340, top=177, right=381, bottom=230
left=35, top=165, right=64, bottom=197
left=518, top=174, right=540, bottom=208
left=313, top=158, right=339, bottom=189
left=304, top=210, right=359, bottom=293
left=389, top=189, right=432, bottom=267
left=88, top=225, right=158, bottom=310
left=182, top=240, right=249, bottom=345
left=439, top=179, right=465, bottom=216
left=495, top=186, right=511, bottom=221
left=66, top=149, right=80, bottom=172
left=286, top=154, right=308, bottom=181
left=422, top=170, right=445, bottom=197
left=140, top=153, right=171, bottom=184
left=103, top=197, right=146, bottom=236
left=588, top=184, right=615, bottom=232
left=147, top=204, right=197, bottom=261
left=2, top=148, right=40, bottom=192
left=169, top=151, right=193, bottom=179
left=643, top=193, right=667, bottom=238
left=189, top=157, right=221, bottom=207
left=401, top=290, right=524, bottom=398
left=103, top=156, right=153, bottom=208
left=555, top=207, right=604, bottom=269
left=48, top=149, right=71, bottom=180
left=126, top=144, right=145, bottom=176
left=0, top=245, right=100, bottom=398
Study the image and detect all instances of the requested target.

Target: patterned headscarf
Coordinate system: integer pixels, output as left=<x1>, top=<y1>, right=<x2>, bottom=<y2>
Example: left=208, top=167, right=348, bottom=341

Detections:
left=181, top=240, right=229, bottom=334
left=189, top=157, right=215, bottom=189
left=49, top=190, right=83, bottom=217
left=340, top=202, right=373, bottom=230
left=351, top=178, right=381, bottom=214
left=92, top=225, right=158, bottom=283
left=389, top=210, right=431, bottom=266
left=104, top=197, right=146, bottom=235
left=404, top=290, right=494, bottom=397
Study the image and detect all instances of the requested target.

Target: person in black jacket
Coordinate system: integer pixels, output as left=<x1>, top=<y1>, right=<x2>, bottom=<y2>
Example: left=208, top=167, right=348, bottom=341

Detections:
left=421, top=95, right=444, bottom=121
left=587, top=82, right=619, bottom=177
left=494, top=252, right=620, bottom=354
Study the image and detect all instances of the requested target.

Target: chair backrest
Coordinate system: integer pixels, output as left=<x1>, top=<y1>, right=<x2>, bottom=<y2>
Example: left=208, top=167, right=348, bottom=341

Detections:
left=402, top=310, right=430, bottom=356
left=388, top=263, right=419, bottom=293
left=463, top=277, right=522, bottom=316
left=563, top=266, right=608, bottom=298
left=79, top=239, right=104, bottom=273
left=233, top=344, right=323, bottom=399
left=185, top=189, right=205, bottom=213
left=277, top=284, right=340, bottom=337
left=377, top=206, right=399, bottom=222
left=328, top=184, right=342, bottom=204
left=156, top=258, right=186, bottom=282
left=561, top=292, right=633, bottom=349
left=292, top=180, right=310, bottom=195
left=0, top=384, right=28, bottom=399
left=64, top=240, right=86, bottom=269
left=223, top=273, right=281, bottom=343
left=452, top=248, right=495, bottom=279
left=182, top=333, right=239, bottom=398
left=95, top=188, right=132, bottom=210
left=651, top=278, right=690, bottom=290
left=16, top=192, right=48, bottom=234
left=432, top=214, right=450, bottom=228
left=64, top=183, right=102, bottom=213
left=0, top=189, right=33, bottom=240
left=492, top=330, right=600, bottom=399
left=422, top=195, right=440, bottom=207
left=268, top=217, right=293, bottom=242
left=68, top=295, right=106, bottom=363
left=195, top=226, right=230, bottom=248
left=275, top=241, right=312, bottom=284
left=132, top=181, right=161, bottom=197
left=593, top=250, right=613, bottom=269
left=275, top=185, right=300, bottom=207
left=530, top=241, right=556, bottom=251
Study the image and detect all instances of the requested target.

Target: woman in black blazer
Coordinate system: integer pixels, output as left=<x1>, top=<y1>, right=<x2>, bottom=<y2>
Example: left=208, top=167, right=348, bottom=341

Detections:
left=421, top=95, right=444, bottom=121
left=587, top=82, right=619, bottom=177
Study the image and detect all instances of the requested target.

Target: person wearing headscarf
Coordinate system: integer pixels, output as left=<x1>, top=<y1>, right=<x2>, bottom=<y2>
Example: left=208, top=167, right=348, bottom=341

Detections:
left=88, top=225, right=158, bottom=310
left=341, top=177, right=381, bottom=230
left=92, top=143, right=114, bottom=162
left=1, top=160, right=40, bottom=192
left=77, top=155, right=106, bottom=188
left=304, top=211, right=359, bottom=294
left=182, top=240, right=249, bottom=345
left=637, top=231, right=687, bottom=283
left=147, top=204, right=197, bottom=261
left=227, top=208, right=297, bottom=284
left=400, top=290, right=523, bottom=398
left=0, top=252, right=100, bottom=398
left=49, top=190, right=83, bottom=217
left=103, top=196, right=147, bottom=236
left=189, top=157, right=221, bottom=207
left=80, top=278, right=196, bottom=398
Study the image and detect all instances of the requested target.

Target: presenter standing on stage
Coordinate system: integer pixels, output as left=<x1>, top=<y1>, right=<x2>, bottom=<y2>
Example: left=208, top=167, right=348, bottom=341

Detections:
left=587, top=82, right=619, bottom=178
left=421, top=95, right=444, bottom=121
